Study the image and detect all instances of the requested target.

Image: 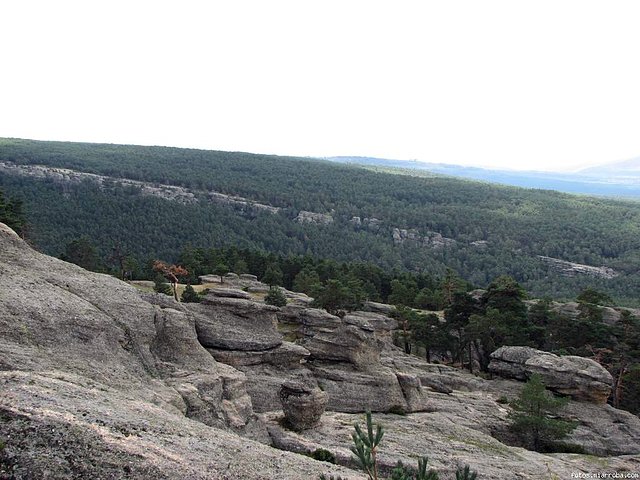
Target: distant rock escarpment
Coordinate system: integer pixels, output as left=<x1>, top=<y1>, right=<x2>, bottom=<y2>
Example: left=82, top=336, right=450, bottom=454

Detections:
left=1, top=222, right=640, bottom=479
left=0, top=160, right=280, bottom=213
left=392, top=227, right=456, bottom=248
left=538, top=255, right=619, bottom=279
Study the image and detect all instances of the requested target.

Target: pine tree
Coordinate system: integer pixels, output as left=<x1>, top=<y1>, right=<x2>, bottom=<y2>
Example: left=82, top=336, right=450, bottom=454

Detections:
left=0, top=189, right=26, bottom=236
left=509, top=374, right=577, bottom=452
left=351, top=411, right=384, bottom=480
left=153, top=273, right=172, bottom=295
left=264, top=286, right=287, bottom=307
left=455, top=465, right=478, bottom=480
left=262, top=263, right=284, bottom=286
left=181, top=284, right=201, bottom=303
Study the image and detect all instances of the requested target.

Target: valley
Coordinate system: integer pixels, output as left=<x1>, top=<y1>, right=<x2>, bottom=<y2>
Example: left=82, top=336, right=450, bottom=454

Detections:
left=2, top=138, right=640, bottom=304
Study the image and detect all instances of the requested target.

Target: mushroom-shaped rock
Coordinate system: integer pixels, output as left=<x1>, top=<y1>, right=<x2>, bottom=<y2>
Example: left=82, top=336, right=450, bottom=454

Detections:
left=279, top=380, right=328, bottom=431
left=489, top=346, right=613, bottom=404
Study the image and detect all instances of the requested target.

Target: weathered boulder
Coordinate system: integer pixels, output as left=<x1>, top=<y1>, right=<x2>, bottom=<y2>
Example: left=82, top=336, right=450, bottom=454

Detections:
left=199, top=274, right=222, bottom=283
left=343, top=311, right=398, bottom=341
left=362, top=300, right=396, bottom=315
left=280, top=380, right=328, bottom=431
left=206, top=287, right=252, bottom=299
left=396, top=372, right=431, bottom=411
left=298, top=308, right=343, bottom=332
left=489, top=346, right=613, bottom=403
left=191, top=297, right=282, bottom=351
left=302, top=324, right=383, bottom=368
left=284, top=291, right=314, bottom=306
left=149, top=306, right=260, bottom=431
left=310, top=364, right=408, bottom=413
left=486, top=346, right=540, bottom=380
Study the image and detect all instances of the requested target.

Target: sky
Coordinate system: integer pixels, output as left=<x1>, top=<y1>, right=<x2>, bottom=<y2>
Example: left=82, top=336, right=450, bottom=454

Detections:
left=2, top=1, right=640, bottom=172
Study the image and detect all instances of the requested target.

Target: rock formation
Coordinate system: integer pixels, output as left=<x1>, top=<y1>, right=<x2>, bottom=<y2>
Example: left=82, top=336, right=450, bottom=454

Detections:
left=280, top=380, right=328, bottom=431
left=0, top=223, right=358, bottom=479
left=392, top=227, right=456, bottom=248
left=0, top=161, right=280, bottom=213
left=1, top=221, right=639, bottom=480
left=488, top=346, right=613, bottom=403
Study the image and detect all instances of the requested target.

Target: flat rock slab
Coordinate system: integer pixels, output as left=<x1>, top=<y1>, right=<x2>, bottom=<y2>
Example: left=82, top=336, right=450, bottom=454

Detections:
left=206, top=287, right=252, bottom=299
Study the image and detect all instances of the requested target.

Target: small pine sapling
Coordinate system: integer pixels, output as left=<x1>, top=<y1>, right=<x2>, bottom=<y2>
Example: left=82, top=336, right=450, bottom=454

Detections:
left=455, top=465, right=478, bottom=480
left=391, top=457, right=439, bottom=480
left=181, top=284, right=200, bottom=303
left=264, top=285, right=287, bottom=307
left=351, top=411, right=384, bottom=480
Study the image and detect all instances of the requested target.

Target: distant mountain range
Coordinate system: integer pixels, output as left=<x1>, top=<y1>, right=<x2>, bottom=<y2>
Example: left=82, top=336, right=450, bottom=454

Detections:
left=327, top=156, right=640, bottom=198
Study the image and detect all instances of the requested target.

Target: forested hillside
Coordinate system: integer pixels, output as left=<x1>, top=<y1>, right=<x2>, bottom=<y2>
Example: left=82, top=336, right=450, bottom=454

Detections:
left=2, top=138, right=640, bottom=304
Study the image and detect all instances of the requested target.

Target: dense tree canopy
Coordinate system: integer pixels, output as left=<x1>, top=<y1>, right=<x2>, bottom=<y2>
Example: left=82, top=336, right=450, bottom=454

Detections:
left=3, top=138, right=640, bottom=306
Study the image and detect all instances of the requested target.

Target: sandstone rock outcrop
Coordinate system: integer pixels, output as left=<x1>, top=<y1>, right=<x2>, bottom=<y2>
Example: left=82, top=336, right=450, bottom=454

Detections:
left=2, top=221, right=640, bottom=479
left=488, top=346, right=613, bottom=403
left=280, top=380, right=328, bottom=431
left=279, top=305, right=427, bottom=413
left=193, top=296, right=282, bottom=351
left=0, top=222, right=364, bottom=479
left=295, top=210, right=334, bottom=225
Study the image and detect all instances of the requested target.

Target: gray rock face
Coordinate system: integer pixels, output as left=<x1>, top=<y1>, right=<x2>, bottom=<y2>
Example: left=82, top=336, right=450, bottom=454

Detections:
left=265, top=409, right=638, bottom=480
left=206, top=287, right=251, bottom=299
left=392, top=228, right=455, bottom=248
left=302, top=324, right=383, bottom=367
left=280, top=380, right=328, bottom=431
left=343, top=311, right=398, bottom=333
left=311, top=364, right=409, bottom=413
left=537, top=255, right=619, bottom=279
left=207, top=342, right=313, bottom=413
left=199, top=274, right=222, bottom=283
left=489, top=346, right=613, bottom=403
left=2, top=222, right=639, bottom=478
left=276, top=306, right=423, bottom=413
left=362, top=300, right=396, bottom=315
left=192, top=297, right=282, bottom=351
left=149, top=307, right=258, bottom=430
left=486, top=346, right=540, bottom=380
left=0, top=223, right=368, bottom=479
left=295, top=210, right=334, bottom=225
left=208, top=341, right=310, bottom=368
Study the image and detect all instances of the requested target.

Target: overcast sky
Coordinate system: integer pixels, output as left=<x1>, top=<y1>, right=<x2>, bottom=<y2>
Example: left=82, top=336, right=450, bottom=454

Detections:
left=2, top=1, right=640, bottom=172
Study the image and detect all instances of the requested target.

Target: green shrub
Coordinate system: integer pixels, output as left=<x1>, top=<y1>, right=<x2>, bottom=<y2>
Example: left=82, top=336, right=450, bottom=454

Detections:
left=180, top=284, right=200, bottom=303
left=309, top=448, right=336, bottom=464
left=265, top=286, right=287, bottom=307
left=387, top=405, right=407, bottom=416
left=153, top=273, right=171, bottom=295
